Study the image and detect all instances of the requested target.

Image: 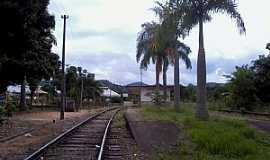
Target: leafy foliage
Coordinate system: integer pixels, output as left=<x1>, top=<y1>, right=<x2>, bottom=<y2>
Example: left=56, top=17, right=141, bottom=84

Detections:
left=252, top=55, right=270, bottom=103
left=225, top=52, right=270, bottom=111
left=150, top=91, right=166, bottom=106
left=0, top=0, right=58, bottom=110
left=83, top=74, right=103, bottom=101
left=142, top=104, right=270, bottom=160
left=52, top=66, right=102, bottom=105
left=227, top=65, right=256, bottom=110
left=0, top=106, right=6, bottom=122
left=0, top=0, right=58, bottom=95
left=164, top=0, right=246, bottom=119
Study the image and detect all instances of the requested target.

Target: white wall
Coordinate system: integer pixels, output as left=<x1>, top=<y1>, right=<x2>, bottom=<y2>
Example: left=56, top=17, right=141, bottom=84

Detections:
left=101, top=88, right=120, bottom=97
left=140, top=88, right=171, bottom=102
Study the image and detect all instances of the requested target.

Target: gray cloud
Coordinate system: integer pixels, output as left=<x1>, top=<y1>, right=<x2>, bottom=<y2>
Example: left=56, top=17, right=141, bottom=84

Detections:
left=70, top=29, right=136, bottom=40
left=48, top=0, right=270, bottom=86
left=65, top=50, right=263, bottom=86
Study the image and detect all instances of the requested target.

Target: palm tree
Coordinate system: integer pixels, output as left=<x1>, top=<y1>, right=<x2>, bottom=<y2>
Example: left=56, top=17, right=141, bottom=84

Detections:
left=162, top=57, right=169, bottom=100
left=175, top=41, right=192, bottom=111
left=136, top=22, right=165, bottom=90
left=266, top=43, right=270, bottom=52
left=152, top=1, right=192, bottom=111
left=83, top=76, right=103, bottom=105
left=170, top=0, right=246, bottom=120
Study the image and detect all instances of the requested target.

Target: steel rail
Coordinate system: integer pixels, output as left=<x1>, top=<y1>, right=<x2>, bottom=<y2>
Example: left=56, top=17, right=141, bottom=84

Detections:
left=97, top=109, right=120, bottom=160
left=24, top=107, right=119, bottom=160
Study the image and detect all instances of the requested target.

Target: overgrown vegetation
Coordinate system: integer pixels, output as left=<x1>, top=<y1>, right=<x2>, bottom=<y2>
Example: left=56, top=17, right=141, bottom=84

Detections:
left=224, top=54, right=270, bottom=111
left=50, top=66, right=102, bottom=106
left=142, top=104, right=270, bottom=160
left=0, top=106, right=6, bottom=122
left=0, top=0, right=59, bottom=110
left=150, top=91, right=166, bottom=106
left=180, top=54, right=270, bottom=112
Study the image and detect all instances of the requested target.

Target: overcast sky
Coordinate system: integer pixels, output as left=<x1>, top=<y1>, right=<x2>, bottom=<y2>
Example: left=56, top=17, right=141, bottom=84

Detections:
left=48, top=0, right=270, bottom=85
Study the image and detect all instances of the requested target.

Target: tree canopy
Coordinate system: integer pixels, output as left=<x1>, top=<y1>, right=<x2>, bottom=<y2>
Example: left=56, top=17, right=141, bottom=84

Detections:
left=0, top=0, right=58, bottom=94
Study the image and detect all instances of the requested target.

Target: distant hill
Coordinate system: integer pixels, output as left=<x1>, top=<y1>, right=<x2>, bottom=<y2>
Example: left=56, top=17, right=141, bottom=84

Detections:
left=126, top=82, right=149, bottom=87
left=206, top=82, right=226, bottom=88
left=97, top=80, right=128, bottom=94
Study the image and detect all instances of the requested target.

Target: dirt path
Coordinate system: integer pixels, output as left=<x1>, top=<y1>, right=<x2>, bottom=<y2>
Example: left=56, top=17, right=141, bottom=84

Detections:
left=211, top=111, right=270, bottom=134
left=0, top=108, right=105, bottom=160
left=248, top=120, right=270, bottom=134
left=125, top=108, right=181, bottom=158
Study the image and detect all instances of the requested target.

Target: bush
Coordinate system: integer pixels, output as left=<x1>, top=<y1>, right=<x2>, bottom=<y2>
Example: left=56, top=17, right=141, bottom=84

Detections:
left=110, top=97, right=123, bottom=103
left=150, top=91, right=166, bottom=106
left=227, top=65, right=257, bottom=111
left=0, top=106, right=6, bottom=121
left=142, top=104, right=270, bottom=160
left=5, top=101, right=17, bottom=117
left=189, top=120, right=257, bottom=158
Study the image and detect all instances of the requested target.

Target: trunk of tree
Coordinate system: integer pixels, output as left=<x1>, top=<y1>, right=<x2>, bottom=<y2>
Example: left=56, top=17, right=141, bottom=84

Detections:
left=174, top=51, right=180, bottom=112
left=155, top=63, right=160, bottom=91
left=163, top=61, right=168, bottom=102
left=29, top=85, right=37, bottom=107
left=92, top=89, right=96, bottom=106
left=30, top=90, right=34, bottom=107
left=20, top=76, right=27, bottom=111
left=0, top=80, right=8, bottom=94
left=196, top=19, right=209, bottom=120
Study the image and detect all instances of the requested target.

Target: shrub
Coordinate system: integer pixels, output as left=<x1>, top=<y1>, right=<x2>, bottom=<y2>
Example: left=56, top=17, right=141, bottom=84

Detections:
left=5, top=101, right=17, bottom=117
left=110, top=97, right=123, bottom=103
left=0, top=106, right=6, bottom=121
left=150, top=90, right=166, bottom=106
left=227, top=65, right=257, bottom=111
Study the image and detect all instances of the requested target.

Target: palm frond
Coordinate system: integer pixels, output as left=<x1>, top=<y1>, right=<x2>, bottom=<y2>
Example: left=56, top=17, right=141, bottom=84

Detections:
left=266, top=43, right=270, bottom=51
left=206, top=0, right=246, bottom=34
left=177, top=41, right=192, bottom=69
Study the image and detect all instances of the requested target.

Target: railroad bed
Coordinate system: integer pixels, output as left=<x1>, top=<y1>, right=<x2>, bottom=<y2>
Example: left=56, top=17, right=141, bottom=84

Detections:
left=24, top=108, right=119, bottom=160
left=102, top=111, right=144, bottom=160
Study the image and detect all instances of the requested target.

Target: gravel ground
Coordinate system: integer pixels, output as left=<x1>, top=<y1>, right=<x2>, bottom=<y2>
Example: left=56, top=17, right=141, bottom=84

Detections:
left=106, top=110, right=146, bottom=160
left=125, top=108, right=181, bottom=158
left=0, top=107, right=105, bottom=160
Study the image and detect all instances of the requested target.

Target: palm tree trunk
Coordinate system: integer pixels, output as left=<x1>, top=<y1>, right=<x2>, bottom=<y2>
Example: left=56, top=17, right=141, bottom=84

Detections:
left=196, top=19, right=209, bottom=120
left=92, top=89, right=96, bottom=106
left=174, top=51, right=180, bottom=112
left=20, top=76, right=27, bottom=111
left=30, top=90, right=34, bottom=107
left=155, top=63, right=160, bottom=91
left=163, top=61, right=167, bottom=102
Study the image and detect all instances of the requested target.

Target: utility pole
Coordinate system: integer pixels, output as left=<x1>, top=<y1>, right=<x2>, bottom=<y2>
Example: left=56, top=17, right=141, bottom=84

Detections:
left=109, top=89, right=112, bottom=107
left=60, top=15, right=69, bottom=120
left=79, top=77, right=83, bottom=110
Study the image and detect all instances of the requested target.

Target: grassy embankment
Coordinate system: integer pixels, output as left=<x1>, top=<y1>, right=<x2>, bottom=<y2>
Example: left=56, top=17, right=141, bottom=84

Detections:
left=142, top=103, right=270, bottom=160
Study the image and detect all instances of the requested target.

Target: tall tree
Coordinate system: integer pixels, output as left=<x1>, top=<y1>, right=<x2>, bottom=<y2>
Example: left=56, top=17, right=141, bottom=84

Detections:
left=83, top=74, right=103, bottom=105
left=252, top=54, right=270, bottom=103
left=174, top=41, right=192, bottom=111
left=136, top=22, right=165, bottom=90
left=152, top=1, right=192, bottom=111
left=0, top=0, right=57, bottom=110
left=162, top=58, right=169, bottom=100
left=171, top=0, right=246, bottom=120
left=228, top=65, right=256, bottom=111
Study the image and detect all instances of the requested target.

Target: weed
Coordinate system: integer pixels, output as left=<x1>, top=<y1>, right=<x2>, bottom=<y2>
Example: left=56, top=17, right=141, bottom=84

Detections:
left=142, top=103, right=270, bottom=160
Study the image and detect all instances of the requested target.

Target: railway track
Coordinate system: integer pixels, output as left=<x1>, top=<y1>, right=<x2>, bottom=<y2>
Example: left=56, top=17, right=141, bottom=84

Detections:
left=24, top=108, right=120, bottom=160
left=102, top=112, right=144, bottom=160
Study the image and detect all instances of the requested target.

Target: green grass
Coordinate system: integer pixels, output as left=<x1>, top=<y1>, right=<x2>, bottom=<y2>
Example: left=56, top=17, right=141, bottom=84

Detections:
left=142, top=103, right=270, bottom=160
